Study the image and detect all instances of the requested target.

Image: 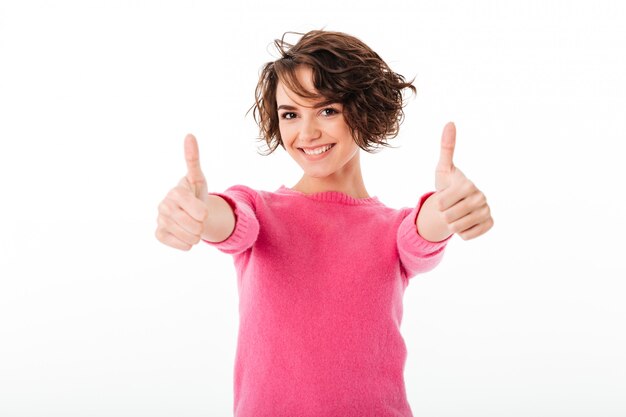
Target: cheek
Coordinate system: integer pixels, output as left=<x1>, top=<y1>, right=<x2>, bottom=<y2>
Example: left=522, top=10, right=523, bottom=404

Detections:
left=335, top=132, right=355, bottom=149
left=333, top=119, right=353, bottom=140
left=277, top=125, right=289, bottom=145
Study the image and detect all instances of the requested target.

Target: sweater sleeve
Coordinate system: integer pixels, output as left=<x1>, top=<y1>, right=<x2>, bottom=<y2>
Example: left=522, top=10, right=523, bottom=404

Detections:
left=201, top=184, right=260, bottom=255
left=396, top=191, right=453, bottom=281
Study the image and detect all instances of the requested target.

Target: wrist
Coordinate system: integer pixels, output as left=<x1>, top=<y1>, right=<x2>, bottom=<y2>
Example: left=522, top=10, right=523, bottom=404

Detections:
left=416, top=194, right=452, bottom=242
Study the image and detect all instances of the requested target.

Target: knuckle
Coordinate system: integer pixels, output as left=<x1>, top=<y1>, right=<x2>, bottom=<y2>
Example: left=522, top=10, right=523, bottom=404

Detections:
left=167, top=188, right=178, bottom=199
left=182, top=230, right=198, bottom=246
left=157, top=214, right=168, bottom=229
left=169, top=187, right=186, bottom=200
left=158, top=200, right=170, bottom=215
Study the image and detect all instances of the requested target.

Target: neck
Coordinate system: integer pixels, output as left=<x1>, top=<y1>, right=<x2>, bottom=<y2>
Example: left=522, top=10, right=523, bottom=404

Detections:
left=291, top=151, right=370, bottom=199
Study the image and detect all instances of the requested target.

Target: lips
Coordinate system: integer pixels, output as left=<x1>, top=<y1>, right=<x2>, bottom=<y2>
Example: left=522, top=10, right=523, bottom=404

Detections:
left=298, top=143, right=336, bottom=158
left=300, top=144, right=335, bottom=156
left=298, top=143, right=336, bottom=152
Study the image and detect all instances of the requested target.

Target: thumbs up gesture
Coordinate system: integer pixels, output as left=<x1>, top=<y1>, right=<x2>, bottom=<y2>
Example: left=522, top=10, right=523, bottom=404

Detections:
left=416, top=122, right=494, bottom=242
left=182, top=134, right=209, bottom=203
left=155, top=134, right=211, bottom=251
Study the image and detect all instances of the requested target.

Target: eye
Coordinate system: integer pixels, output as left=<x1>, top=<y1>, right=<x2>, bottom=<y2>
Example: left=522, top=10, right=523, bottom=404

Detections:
left=321, top=107, right=339, bottom=117
left=280, top=112, right=297, bottom=120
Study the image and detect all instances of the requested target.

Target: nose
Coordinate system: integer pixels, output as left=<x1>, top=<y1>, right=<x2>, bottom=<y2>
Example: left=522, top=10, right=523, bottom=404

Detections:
left=299, top=117, right=321, bottom=142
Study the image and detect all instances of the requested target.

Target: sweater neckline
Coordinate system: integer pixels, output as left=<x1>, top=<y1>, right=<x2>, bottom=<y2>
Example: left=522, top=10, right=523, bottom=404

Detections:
left=276, top=185, right=382, bottom=206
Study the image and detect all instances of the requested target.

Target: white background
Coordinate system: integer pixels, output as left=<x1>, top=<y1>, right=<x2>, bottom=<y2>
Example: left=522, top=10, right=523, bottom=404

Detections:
left=1, top=0, right=625, bottom=416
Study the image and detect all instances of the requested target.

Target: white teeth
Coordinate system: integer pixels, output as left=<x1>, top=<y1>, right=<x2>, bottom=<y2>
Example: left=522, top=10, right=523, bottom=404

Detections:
left=302, top=144, right=333, bottom=155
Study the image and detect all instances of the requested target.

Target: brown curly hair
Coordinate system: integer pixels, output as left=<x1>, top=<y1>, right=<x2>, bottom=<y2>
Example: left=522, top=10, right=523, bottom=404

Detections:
left=250, top=30, right=416, bottom=156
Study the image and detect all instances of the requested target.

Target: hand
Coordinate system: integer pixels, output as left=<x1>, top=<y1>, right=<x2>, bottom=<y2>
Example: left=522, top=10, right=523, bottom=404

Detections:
left=417, top=122, right=494, bottom=241
left=155, top=134, right=211, bottom=250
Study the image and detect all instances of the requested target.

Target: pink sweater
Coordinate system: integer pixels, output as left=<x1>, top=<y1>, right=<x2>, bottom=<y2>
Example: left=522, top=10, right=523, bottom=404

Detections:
left=203, top=184, right=451, bottom=417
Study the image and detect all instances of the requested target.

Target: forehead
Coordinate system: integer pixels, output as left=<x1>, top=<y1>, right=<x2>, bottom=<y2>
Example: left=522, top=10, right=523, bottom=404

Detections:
left=290, top=65, right=315, bottom=91
left=276, top=82, right=318, bottom=108
left=275, top=65, right=324, bottom=108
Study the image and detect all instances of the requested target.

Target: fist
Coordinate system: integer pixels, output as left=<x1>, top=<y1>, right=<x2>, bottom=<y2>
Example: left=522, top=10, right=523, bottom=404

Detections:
left=155, top=134, right=210, bottom=251
left=418, top=122, right=494, bottom=241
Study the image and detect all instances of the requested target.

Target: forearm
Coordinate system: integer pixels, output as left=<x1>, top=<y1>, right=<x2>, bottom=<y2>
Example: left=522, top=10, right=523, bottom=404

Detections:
left=202, top=195, right=236, bottom=243
left=416, top=193, right=453, bottom=243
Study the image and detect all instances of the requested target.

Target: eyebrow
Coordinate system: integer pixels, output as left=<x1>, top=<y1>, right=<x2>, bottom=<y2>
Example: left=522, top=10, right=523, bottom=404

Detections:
left=277, top=103, right=336, bottom=111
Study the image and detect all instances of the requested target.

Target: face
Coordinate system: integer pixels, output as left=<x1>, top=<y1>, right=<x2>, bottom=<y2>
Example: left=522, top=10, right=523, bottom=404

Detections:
left=276, top=66, right=360, bottom=181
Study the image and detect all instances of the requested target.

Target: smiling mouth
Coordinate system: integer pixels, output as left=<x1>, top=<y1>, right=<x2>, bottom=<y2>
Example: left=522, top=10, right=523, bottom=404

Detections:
left=298, top=143, right=336, bottom=155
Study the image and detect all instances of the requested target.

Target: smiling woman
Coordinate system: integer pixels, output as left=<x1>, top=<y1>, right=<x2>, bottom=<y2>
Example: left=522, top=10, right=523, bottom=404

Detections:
left=251, top=30, right=417, bottom=197
left=274, top=66, right=365, bottom=195
left=252, top=30, right=416, bottom=156
left=155, top=28, right=493, bottom=417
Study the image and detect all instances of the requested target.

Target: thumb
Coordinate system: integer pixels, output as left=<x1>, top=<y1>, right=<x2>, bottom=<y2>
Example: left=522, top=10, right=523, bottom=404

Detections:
left=183, top=134, right=208, bottom=201
left=437, top=121, right=456, bottom=173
